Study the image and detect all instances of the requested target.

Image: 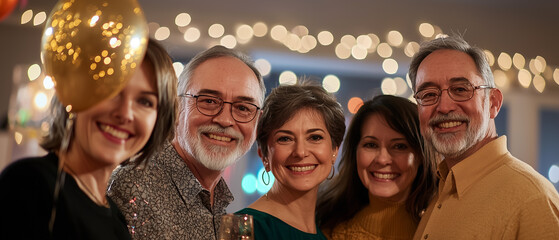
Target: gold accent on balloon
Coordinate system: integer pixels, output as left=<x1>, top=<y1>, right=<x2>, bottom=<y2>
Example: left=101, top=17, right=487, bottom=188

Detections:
left=41, top=0, right=148, bottom=112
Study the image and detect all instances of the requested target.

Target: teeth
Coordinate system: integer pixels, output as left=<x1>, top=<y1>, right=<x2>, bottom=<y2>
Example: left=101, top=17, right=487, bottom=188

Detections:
left=438, top=121, right=462, bottom=128
left=100, top=124, right=129, bottom=139
left=373, top=172, right=398, bottom=180
left=289, top=165, right=316, bottom=172
left=208, top=134, right=232, bottom=142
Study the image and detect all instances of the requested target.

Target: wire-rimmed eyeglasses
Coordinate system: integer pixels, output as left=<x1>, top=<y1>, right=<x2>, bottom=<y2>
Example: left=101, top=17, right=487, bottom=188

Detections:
left=414, top=82, right=494, bottom=106
left=180, top=93, right=260, bottom=123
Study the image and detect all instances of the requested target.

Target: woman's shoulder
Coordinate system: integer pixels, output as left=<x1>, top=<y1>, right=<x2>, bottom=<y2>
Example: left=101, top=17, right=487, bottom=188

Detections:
left=0, top=153, right=57, bottom=183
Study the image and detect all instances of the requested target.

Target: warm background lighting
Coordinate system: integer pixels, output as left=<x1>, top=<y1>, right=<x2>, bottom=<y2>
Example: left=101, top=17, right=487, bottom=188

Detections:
left=175, top=13, right=191, bottom=27
left=347, top=97, right=364, bottom=114
left=254, top=59, right=272, bottom=76
left=322, top=75, right=340, bottom=93
left=208, top=24, right=225, bottom=38
left=278, top=71, right=297, bottom=85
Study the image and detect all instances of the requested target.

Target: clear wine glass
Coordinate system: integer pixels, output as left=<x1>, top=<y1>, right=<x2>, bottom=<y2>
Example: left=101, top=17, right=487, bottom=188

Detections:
left=218, top=214, right=254, bottom=240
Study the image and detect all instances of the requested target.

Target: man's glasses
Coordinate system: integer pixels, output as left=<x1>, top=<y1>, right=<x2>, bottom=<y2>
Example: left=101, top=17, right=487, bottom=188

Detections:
left=180, top=93, right=260, bottom=123
left=414, top=82, right=494, bottom=106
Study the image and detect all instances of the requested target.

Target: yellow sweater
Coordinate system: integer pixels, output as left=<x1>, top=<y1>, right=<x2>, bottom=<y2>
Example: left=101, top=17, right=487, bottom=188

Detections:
left=327, top=194, right=416, bottom=240
left=413, top=136, right=559, bottom=239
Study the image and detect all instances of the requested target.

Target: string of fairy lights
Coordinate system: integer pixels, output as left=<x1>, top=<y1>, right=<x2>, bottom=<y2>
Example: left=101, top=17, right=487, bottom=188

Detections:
left=8, top=5, right=559, bottom=192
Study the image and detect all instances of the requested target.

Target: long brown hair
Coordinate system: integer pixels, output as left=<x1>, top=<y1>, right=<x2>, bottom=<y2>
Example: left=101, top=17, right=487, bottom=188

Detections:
left=316, top=95, right=437, bottom=229
left=41, top=39, right=177, bottom=167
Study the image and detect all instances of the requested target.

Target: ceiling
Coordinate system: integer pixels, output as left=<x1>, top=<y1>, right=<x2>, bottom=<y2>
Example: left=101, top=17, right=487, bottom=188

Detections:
left=10, top=0, right=559, bottom=69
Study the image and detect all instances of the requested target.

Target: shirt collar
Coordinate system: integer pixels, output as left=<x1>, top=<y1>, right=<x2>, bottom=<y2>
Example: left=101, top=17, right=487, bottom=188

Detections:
left=158, top=142, right=234, bottom=207
left=437, top=136, right=509, bottom=198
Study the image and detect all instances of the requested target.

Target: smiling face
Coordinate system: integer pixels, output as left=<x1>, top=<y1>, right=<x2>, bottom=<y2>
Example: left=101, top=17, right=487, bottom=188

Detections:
left=263, top=108, right=337, bottom=193
left=71, top=60, right=158, bottom=167
left=177, top=56, right=263, bottom=171
left=356, top=113, right=419, bottom=202
left=415, top=49, right=501, bottom=160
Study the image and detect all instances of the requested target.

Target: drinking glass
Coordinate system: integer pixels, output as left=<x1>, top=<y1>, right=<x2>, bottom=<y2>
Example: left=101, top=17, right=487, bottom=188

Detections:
left=218, top=214, right=254, bottom=240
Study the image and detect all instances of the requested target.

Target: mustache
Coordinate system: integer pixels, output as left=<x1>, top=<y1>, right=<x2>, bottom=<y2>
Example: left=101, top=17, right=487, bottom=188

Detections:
left=428, top=112, right=469, bottom=126
left=197, top=124, right=243, bottom=140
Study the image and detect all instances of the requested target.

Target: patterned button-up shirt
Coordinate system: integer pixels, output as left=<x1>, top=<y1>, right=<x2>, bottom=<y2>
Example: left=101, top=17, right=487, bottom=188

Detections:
left=108, top=142, right=234, bottom=240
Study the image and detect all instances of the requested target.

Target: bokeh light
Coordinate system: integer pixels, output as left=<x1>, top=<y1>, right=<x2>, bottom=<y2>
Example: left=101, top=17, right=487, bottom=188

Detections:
left=183, top=27, right=201, bottom=42
left=513, top=53, right=526, bottom=70
left=241, top=174, right=257, bottom=194
left=484, top=50, right=495, bottom=66
left=404, top=41, right=420, bottom=57
left=175, top=13, right=191, bottom=27
left=279, top=71, right=297, bottom=85
left=335, top=43, right=351, bottom=59
left=387, top=30, right=403, bottom=47
left=419, top=23, right=435, bottom=37
left=347, top=97, right=364, bottom=114
left=253, top=22, right=268, bottom=37
left=533, top=75, right=545, bottom=93
left=255, top=59, right=272, bottom=76
left=270, top=25, right=288, bottom=41
left=173, top=62, right=184, bottom=78
left=21, top=10, right=33, bottom=24
left=43, top=76, right=54, bottom=89
left=33, top=12, right=47, bottom=26
left=497, top=52, right=512, bottom=71
left=220, top=35, right=237, bottom=48
left=208, top=24, right=225, bottom=38
left=318, top=31, right=334, bottom=46
left=382, top=59, right=398, bottom=74
left=377, top=43, right=392, bottom=58
left=493, top=70, right=510, bottom=90
left=322, top=74, right=340, bottom=93
left=518, top=69, right=532, bottom=88
left=154, top=27, right=170, bottom=41
left=351, top=45, right=367, bottom=60
left=394, top=77, right=408, bottom=95
left=34, top=92, right=49, bottom=110
left=28, top=64, right=41, bottom=81
left=554, top=68, right=559, bottom=85
left=381, top=77, right=397, bottom=95
left=549, top=165, right=559, bottom=184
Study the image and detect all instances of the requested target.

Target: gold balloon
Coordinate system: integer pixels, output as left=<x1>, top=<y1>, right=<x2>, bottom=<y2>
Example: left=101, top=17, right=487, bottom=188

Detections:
left=41, top=0, right=148, bottom=112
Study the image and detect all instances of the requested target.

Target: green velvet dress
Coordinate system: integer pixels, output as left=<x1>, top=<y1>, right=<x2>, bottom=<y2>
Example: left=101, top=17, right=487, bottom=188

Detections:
left=236, top=208, right=326, bottom=240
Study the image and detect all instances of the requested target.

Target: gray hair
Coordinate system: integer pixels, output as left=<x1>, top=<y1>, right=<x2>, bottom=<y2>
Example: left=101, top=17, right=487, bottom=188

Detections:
left=177, top=46, right=266, bottom=105
left=408, top=35, right=495, bottom=91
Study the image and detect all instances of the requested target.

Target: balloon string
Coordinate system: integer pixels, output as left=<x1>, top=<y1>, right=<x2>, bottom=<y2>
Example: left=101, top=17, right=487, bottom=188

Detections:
left=48, top=112, right=75, bottom=235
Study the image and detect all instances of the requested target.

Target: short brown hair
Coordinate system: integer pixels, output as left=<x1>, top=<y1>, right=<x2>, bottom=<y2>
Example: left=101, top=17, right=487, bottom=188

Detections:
left=256, top=81, right=346, bottom=157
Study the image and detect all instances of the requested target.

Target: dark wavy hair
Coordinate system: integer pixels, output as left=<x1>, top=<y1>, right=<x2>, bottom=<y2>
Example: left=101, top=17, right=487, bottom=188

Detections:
left=317, top=95, right=437, bottom=229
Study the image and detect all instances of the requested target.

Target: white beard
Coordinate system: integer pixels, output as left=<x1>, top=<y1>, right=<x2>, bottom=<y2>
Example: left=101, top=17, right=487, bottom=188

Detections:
left=181, top=124, right=246, bottom=171
left=427, top=97, right=490, bottom=158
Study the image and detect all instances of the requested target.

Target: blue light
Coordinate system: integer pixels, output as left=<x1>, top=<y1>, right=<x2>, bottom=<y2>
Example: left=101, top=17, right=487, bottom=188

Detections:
left=241, top=174, right=257, bottom=194
left=549, top=165, right=559, bottom=184
left=256, top=167, right=274, bottom=194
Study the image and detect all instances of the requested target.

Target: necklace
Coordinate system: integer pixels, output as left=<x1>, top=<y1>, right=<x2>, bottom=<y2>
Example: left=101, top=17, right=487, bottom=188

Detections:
left=64, top=164, right=109, bottom=207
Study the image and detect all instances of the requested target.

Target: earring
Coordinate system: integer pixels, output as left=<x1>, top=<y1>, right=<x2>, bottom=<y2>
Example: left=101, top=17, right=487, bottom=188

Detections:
left=262, top=170, right=270, bottom=185
left=327, top=165, right=335, bottom=180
